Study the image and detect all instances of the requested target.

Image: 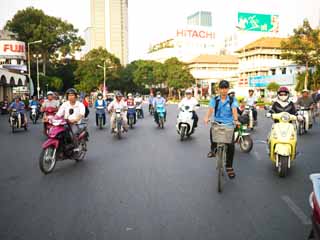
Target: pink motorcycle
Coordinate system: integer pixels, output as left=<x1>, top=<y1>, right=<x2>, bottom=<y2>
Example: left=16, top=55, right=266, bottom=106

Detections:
left=39, top=115, right=89, bottom=174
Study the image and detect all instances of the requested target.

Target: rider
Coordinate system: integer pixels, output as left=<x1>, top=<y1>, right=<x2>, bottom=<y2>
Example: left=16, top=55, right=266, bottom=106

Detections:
left=148, top=92, right=154, bottom=113
left=178, top=88, right=199, bottom=128
left=134, top=93, right=144, bottom=118
left=126, top=93, right=136, bottom=124
left=153, top=91, right=166, bottom=124
left=271, top=86, right=296, bottom=115
left=29, top=95, right=40, bottom=118
left=296, top=89, right=315, bottom=127
left=8, top=96, right=28, bottom=126
left=244, top=89, right=258, bottom=122
left=56, top=88, right=86, bottom=148
left=107, top=91, right=128, bottom=132
left=41, top=91, right=60, bottom=133
left=204, top=80, right=239, bottom=179
left=228, top=89, right=248, bottom=124
left=94, top=93, right=107, bottom=126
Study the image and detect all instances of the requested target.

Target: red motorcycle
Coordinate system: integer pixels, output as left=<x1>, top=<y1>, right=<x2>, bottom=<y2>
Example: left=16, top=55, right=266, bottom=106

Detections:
left=43, top=106, right=57, bottom=136
left=309, top=174, right=320, bottom=239
left=39, top=115, right=89, bottom=174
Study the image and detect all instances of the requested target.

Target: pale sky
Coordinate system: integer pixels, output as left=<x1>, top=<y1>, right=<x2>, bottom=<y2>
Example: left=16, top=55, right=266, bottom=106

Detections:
left=1, top=0, right=320, bottom=61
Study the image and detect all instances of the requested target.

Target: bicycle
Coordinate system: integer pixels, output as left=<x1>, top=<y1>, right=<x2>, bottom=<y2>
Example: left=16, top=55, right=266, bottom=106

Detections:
left=211, top=122, right=235, bottom=193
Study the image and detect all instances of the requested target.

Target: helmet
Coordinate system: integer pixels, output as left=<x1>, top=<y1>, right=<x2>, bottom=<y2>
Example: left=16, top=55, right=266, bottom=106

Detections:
left=128, top=93, right=132, bottom=97
left=97, top=93, right=103, bottom=97
left=136, top=93, right=140, bottom=97
left=277, top=86, right=289, bottom=94
left=65, top=88, right=78, bottom=96
left=47, top=91, right=54, bottom=96
left=302, top=89, right=309, bottom=93
left=218, top=80, right=230, bottom=89
left=156, top=91, right=161, bottom=97
left=185, top=89, right=193, bottom=94
left=115, top=91, right=123, bottom=97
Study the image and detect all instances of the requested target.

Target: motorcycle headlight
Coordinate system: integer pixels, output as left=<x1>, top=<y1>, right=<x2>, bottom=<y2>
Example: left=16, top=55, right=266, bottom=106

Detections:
left=281, top=113, right=290, bottom=122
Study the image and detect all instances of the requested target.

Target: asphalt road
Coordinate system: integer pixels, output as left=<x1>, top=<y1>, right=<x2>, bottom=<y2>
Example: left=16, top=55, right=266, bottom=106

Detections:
left=1, top=105, right=320, bottom=240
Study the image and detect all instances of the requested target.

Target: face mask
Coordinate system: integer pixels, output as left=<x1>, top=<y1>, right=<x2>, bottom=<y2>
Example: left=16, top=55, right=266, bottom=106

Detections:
left=98, top=96, right=102, bottom=100
left=279, top=95, right=288, bottom=102
left=157, top=95, right=161, bottom=98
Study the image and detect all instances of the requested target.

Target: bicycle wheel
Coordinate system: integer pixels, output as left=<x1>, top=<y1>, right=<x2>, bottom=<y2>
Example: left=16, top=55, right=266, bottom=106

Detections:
left=216, top=146, right=224, bottom=193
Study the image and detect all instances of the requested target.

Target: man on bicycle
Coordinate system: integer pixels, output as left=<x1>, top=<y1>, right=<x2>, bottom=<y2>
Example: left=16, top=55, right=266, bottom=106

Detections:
left=204, top=80, right=240, bottom=179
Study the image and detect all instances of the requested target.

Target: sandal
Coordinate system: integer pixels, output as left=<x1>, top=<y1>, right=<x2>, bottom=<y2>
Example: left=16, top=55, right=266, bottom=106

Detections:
left=207, top=151, right=216, bottom=158
left=226, top=168, right=236, bottom=179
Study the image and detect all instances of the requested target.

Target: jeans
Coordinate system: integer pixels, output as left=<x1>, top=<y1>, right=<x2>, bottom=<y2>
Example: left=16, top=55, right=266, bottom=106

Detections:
left=252, top=108, right=257, bottom=121
left=210, top=127, right=235, bottom=168
left=96, top=113, right=106, bottom=126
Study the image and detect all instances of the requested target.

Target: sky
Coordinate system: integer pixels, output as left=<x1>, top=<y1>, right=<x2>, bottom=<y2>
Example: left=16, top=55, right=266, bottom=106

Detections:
left=1, top=0, right=320, bottom=61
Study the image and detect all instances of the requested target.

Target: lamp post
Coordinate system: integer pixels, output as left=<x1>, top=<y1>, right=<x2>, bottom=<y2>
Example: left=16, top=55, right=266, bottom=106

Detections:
left=28, top=40, right=42, bottom=95
left=33, top=54, right=42, bottom=98
left=98, top=60, right=114, bottom=99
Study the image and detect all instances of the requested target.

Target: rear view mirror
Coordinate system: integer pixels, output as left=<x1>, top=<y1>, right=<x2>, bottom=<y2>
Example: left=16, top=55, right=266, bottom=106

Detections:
left=266, top=112, right=272, bottom=118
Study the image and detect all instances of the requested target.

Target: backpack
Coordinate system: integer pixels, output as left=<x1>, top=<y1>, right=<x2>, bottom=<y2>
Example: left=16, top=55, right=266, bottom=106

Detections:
left=214, top=96, right=234, bottom=117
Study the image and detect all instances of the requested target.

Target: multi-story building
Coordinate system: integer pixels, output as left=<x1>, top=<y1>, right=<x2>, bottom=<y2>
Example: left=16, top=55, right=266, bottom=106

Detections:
left=188, top=54, right=238, bottom=97
left=107, top=0, right=128, bottom=65
left=90, top=0, right=106, bottom=49
left=0, top=30, right=28, bottom=101
left=187, top=11, right=212, bottom=27
left=236, top=37, right=295, bottom=97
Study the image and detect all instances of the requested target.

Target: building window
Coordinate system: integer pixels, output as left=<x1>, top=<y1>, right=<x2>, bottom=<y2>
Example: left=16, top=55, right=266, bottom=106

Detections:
left=271, top=69, right=276, bottom=75
left=281, top=68, right=286, bottom=74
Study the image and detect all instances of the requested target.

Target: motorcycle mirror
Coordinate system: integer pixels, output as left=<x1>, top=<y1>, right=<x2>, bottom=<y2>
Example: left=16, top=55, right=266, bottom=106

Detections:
left=266, top=112, right=272, bottom=118
left=69, top=109, right=74, bottom=115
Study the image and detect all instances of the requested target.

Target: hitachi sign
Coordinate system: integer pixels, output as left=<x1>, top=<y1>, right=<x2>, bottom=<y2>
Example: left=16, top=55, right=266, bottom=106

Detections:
left=176, top=29, right=215, bottom=39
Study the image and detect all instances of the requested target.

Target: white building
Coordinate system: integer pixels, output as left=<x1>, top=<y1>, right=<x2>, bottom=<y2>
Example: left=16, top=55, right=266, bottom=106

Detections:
left=188, top=54, right=238, bottom=97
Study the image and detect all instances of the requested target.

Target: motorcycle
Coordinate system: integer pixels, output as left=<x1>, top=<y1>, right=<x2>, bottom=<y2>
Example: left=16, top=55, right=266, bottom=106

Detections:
left=43, top=106, right=58, bottom=136
left=1, top=100, right=9, bottom=114
left=136, top=101, right=143, bottom=119
left=308, top=173, right=320, bottom=240
left=149, top=104, right=154, bottom=115
left=9, top=109, right=27, bottom=133
left=156, top=104, right=166, bottom=129
left=30, top=105, right=39, bottom=124
left=113, top=108, right=125, bottom=139
left=127, top=106, right=136, bottom=129
left=266, top=111, right=297, bottom=177
left=244, top=105, right=256, bottom=130
left=297, top=106, right=312, bottom=135
left=96, top=107, right=105, bottom=129
left=234, top=123, right=253, bottom=153
left=176, top=105, right=195, bottom=141
left=39, top=115, right=89, bottom=174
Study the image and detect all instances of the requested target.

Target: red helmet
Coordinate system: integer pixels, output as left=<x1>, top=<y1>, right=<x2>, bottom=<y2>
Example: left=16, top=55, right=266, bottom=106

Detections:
left=277, top=86, right=289, bottom=94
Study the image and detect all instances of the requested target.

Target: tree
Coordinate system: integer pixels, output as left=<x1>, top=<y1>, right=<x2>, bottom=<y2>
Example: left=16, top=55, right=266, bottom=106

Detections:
left=74, top=48, right=121, bottom=93
left=281, top=20, right=319, bottom=90
left=267, top=82, right=280, bottom=92
left=163, top=57, right=195, bottom=98
left=5, top=7, right=85, bottom=75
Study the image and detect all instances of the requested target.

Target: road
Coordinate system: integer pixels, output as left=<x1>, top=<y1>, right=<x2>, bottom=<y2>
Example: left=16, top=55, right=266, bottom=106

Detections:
left=0, top=105, right=319, bottom=240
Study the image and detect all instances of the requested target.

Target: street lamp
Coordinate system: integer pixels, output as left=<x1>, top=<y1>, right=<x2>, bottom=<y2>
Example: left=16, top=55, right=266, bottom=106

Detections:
left=97, top=60, right=114, bottom=99
left=33, top=54, right=42, bottom=98
left=28, top=40, right=42, bottom=95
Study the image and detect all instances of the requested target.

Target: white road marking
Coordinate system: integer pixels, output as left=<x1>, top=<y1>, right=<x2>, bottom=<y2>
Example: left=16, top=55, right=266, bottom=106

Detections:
left=281, top=195, right=311, bottom=225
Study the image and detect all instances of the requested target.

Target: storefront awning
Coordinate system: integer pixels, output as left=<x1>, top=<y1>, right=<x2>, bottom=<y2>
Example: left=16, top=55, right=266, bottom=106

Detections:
left=0, top=68, right=27, bottom=86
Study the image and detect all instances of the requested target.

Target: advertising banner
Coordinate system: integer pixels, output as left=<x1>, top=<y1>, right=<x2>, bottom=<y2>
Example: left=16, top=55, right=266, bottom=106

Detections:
left=249, top=75, right=295, bottom=87
left=238, top=12, right=279, bottom=33
left=0, top=40, right=26, bottom=59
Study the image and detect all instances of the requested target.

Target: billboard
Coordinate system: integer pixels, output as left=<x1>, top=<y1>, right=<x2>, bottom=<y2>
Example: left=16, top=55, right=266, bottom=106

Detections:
left=0, top=40, right=26, bottom=60
left=249, top=75, right=294, bottom=87
left=238, top=12, right=279, bottom=33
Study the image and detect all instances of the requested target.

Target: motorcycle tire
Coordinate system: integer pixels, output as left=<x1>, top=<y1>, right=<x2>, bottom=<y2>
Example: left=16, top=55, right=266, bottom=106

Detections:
left=99, top=118, right=103, bottom=129
left=159, top=118, right=164, bottom=129
left=12, top=125, right=15, bottom=133
left=117, top=121, right=122, bottom=139
left=278, top=155, right=289, bottom=178
left=75, top=140, right=87, bottom=162
left=39, top=147, right=57, bottom=174
left=239, top=136, right=253, bottom=153
left=180, top=126, right=186, bottom=141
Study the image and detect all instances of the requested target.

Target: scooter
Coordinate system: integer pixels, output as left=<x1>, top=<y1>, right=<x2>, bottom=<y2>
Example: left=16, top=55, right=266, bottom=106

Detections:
left=30, top=105, right=39, bottom=124
left=43, top=106, right=58, bottom=136
left=234, top=123, right=253, bottom=153
left=127, top=106, right=136, bottom=129
left=308, top=173, right=320, bottom=240
left=266, top=111, right=297, bottom=177
left=113, top=108, right=125, bottom=139
left=156, top=104, right=166, bottom=129
left=9, top=109, right=27, bottom=133
left=39, top=115, right=89, bottom=174
left=1, top=100, right=9, bottom=114
left=136, top=101, right=143, bottom=119
left=244, top=105, right=256, bottom=130
left=297, top=106, right=312, bottom=135
left=176, top=105, right=194, bottom=141
left=96, top=107, right=105, bottom=129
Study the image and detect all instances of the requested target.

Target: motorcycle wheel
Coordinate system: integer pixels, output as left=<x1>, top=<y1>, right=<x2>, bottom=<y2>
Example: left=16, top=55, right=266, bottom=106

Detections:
left=278, top=155, right=289, bottom=178
left=117, top=121, right=122, bottom=139
left=180, top=126, right=186, bottom=141
left=33, top=118, right=36, bottom=124
left=99, top=117, right=103, bottom=129
left=39, top=147, right=57, bottom=174
left=298, top=122, right=304, bottom=135
left=239, top=136, right=253, bottom=153
left=75, top=140, right=87, bottom=162
left=159, top=118, right=164, bottom=129
left=129, top=117, right=133, bottom=129
left=12, top=125, right=15, bottom=133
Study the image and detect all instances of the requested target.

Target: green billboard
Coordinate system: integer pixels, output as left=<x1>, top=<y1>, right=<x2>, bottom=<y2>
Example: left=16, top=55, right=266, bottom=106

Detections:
left=238, top=12, right=279, bottom=32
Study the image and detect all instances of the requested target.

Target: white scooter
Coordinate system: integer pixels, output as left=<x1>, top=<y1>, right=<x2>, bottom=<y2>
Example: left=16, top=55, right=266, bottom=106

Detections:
left=176, top=105, right=195, bottom=141
left=297, top=106, right=312, bottom=135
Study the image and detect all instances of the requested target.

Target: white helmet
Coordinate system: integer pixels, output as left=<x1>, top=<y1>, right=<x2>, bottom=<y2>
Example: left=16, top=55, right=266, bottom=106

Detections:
left=185, top=89, right=192, bottom=94
left=128, top=93, right=132, bottom=97
left=47, top=91, right=54, bottom=96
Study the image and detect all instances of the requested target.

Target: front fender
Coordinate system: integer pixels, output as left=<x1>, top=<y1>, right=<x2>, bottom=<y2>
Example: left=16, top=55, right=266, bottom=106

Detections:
left=274, top=144, right=291, bottom=156
left=42, top=139, right=59, bottom=149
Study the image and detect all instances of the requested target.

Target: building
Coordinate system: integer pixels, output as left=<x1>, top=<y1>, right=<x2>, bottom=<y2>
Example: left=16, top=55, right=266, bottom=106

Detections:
left=188, top=54, right=238, bottom=97
left=90, top=0, right=106, bottom=49
left=107, top=0, right=128, bottom=65
left=235, top=37, right=295, bottom=97
left=0, top=30, right=28, bottom=102
left=187, top=11, right=212, bottom=27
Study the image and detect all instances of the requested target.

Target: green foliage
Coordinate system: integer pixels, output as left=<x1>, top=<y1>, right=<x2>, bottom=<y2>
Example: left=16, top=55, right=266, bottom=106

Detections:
left=39, top=75, right=63, bottom=91
left=295, top=68, right=320, bottom=91
left=267, top=82, right=280, bottom=92
left=74, top=48, right=121, bottom=93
